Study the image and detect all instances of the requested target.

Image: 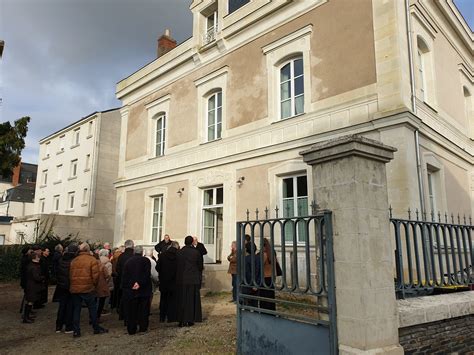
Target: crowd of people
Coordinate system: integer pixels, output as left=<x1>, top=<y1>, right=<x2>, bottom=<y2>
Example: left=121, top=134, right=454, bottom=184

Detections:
left=18, top=233, right=278, bottom=338
left=19, top=234, right=208, bottom=337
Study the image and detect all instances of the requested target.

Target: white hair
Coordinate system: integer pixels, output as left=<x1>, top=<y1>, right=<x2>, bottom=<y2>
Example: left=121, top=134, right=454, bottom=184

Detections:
left=134, top=245, right=144, bottom=255
left=98, top=249, right=109, bottom=257
left=124, top=239, right=134, bottom=249
left=144, top=248, right=154, bottom=257
left=79, top=242, right=90, bottom=253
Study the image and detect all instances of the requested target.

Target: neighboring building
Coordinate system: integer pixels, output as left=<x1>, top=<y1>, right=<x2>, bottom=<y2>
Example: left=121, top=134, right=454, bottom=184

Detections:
left=0, top=216, right=13, bottom=245
left=0, top=162, right=37, bottom=200
left=0, top=182, right=35, bottom=217
left=113, top=0, right=473, bottom=290
left=10, top=108, right=121, bottom=244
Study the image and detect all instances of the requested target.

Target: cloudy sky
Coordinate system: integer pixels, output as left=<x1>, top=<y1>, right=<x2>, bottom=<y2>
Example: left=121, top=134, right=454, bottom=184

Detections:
left=0, top=0, right=472, bottom=164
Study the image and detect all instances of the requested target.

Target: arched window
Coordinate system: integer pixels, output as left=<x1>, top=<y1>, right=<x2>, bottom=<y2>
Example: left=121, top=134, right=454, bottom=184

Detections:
left=207, top=90, right=222, bottom=141
left=416, top=37, right=430, bottom=102
left=155, top=113, right=166, bottom=157
left=280, top=57, right=304, bottom=119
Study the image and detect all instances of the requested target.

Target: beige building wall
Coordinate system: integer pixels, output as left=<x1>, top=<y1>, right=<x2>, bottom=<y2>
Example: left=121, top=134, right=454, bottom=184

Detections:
left=114, top=0, right=473, bottom=290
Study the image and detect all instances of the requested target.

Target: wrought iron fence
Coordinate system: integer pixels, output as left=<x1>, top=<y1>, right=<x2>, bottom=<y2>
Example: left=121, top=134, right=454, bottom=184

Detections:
left=390, top=207, right=474, bottom=299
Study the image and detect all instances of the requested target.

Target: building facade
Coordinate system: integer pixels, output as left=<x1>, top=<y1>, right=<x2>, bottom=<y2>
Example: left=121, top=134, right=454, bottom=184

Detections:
left=114, top=0, right=473, bottom=289
left=12, top=108, right=121, bottom=244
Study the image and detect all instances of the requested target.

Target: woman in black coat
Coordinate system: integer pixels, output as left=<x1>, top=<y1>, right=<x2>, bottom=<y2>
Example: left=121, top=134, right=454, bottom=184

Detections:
left=23, top=253, right=44, bottom=323
left=156, top=242, right=179, bottom=322
left=54, top=245, right=77, bottom=332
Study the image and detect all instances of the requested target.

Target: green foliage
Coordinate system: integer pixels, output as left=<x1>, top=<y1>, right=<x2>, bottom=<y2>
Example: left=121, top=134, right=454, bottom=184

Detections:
left=0, top=116, right=30, bottom=178
left=0, top=233, right=81, bottom=282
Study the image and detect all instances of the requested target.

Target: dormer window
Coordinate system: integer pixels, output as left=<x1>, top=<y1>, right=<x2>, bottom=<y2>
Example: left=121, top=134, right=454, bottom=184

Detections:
left=228, top=0, right=250, bottom=14
left=202, top=3, right=218, bottom=45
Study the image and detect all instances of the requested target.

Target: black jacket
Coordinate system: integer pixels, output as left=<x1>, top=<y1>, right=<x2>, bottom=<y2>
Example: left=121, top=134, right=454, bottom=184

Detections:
left=154, top=239, right=172, bottom=255
left=52, top=251, right=62, bottom=277
left=156, top=247, right=177, bottom=291
left=176, top=245, right=203, bottom=286
left=195, top=242, right=208, bottom=256
left=116, top=248, right=134, bottom=287
left=25, top=261, right=44, bottom=303
left=20, top=254, right=30, bottom=289
left=56, top=252, right=76, bottom=290
left=121, top=254, right=152, bottom=298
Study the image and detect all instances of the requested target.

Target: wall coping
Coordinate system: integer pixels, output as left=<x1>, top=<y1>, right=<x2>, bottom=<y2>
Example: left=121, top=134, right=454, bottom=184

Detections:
left=300, top=134, right=397, bottom=165
left=398, top=291, right=474, bottom=328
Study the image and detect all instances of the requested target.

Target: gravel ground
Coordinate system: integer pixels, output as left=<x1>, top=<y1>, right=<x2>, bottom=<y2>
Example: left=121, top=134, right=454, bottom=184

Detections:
left=0, top=283, right=236, bottom=354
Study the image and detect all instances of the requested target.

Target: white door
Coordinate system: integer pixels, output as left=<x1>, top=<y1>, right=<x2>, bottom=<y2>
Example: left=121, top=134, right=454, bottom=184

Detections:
left=202, top=186, right=223, bottom=263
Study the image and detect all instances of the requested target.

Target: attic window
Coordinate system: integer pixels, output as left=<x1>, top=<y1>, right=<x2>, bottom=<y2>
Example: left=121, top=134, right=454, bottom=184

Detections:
left=228, top=0, right=250, bottom=14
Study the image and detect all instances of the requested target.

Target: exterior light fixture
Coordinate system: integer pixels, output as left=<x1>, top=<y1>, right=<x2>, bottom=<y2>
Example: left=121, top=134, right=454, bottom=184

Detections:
left=236, top=176, right=245, bottom=187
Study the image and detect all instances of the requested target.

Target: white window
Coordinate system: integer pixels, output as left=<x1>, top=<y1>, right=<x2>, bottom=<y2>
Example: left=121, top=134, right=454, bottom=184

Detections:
left=207, top=91, right=222, bottom=141
left=40, top=199, right=45, bottom=213
left=88, top=121, right=93, bottom=136
left=417, top=49, right=426, bottom=101
left=202, top=186, right=224, bottom=263
left=70, top=159, right=78, bottom=178
left=280, top=58, right=304, bottom=119
left=85, top=154, right=91, bottom=170
left=68, top=191, right=75, bottom=210
left=155, top=114, right=166, bottom=157
left=203, top=9, right=218, bottom=44
left=82, top=188, right=88, bottom=205
left=45, top=142, right=50, bottom=158
left=73, top=128, right=80, bottom=146
left=56, top=164, right=63, bottom=182
left=282, top=175, right=308, bottom=243
left=53, top=195, right=60, bottom=212
left=59, top=135, right=65, bottom=151
left=151, top=195, right=164, bottom=243
left=42, top=170, right=48, bottom=185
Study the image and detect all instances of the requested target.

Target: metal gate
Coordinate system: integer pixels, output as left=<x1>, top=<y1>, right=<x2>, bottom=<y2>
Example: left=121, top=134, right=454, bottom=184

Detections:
left=236, top=208, right=337, bottom=355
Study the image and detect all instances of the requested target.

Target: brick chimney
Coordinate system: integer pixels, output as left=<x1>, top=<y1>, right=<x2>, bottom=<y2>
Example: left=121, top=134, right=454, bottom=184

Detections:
left=157, top=29, right=177, bottom=57
left=12, top=162, right=21, bottom=186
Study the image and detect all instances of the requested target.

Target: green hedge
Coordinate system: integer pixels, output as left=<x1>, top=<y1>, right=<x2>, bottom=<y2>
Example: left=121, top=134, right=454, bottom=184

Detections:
left=0, top=234, right=83, bottom=282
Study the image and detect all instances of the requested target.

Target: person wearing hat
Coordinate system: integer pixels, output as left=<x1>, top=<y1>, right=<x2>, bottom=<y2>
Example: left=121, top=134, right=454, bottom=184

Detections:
left=54, top=243, right=78, bottom=333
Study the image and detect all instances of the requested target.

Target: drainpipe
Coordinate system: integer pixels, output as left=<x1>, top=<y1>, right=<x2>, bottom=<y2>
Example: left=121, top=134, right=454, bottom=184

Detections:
left=405, top=0, right=426, bottom=218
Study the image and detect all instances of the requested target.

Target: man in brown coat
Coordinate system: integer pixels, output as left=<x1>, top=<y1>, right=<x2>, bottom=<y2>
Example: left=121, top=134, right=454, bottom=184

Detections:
left=69, top=243, right=108, bottom=337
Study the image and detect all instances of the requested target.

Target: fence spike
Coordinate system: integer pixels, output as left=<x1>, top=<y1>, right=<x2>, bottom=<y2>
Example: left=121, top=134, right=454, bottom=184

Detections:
left=389, top=205, right=393, bottom=218
left=255, top=208, right=259, bottom=220
left=264, top=207, right=269, bottom=219
left=437, top=211, right=441, bottom=223
left=415, top=208, right=419, bottom=221
left=457, top=213, right=460, bottom=224
left=311, top=200, right=318, bottom=215
left=408, top=207, right=411, bottom=220
left=451, top=213, right=454, bottom=224
left=275, top=206, right=279, bottom=219
left=430, top=210, right=435, bottom=222
left=463, top=214, right=466, bottom=225
left=422, top=210, right=427, bottom=221
left=445, top=212, right=448, bottom=223
left=246, top=209, right=249, bottom=221
left=470, top=216, right=472, bottom=226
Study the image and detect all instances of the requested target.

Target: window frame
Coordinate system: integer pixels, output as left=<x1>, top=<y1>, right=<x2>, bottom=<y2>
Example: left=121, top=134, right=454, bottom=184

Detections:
left=70, top=159, right=78, bottom=178
left=206, top=91, right=223, bottom=142
left=67, top=191, right=75, bottom=210
left=53, top=195, right=60, bottom=212
left=281, top=174, right=309, bottom=244
left=151, top=195, right=164, bottom=244
left=155, top=113, right=166, bottom=157
left=72, top=128, right=80, bottom=146
left=42, top=170, right=48, bottom=186
left=279, top=57, right=305, bottom=120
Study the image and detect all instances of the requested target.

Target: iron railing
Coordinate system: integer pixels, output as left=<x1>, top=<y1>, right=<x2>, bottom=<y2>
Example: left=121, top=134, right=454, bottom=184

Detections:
left=236, top=206, right=336, bottom=326
left=202, top=25, right=218, bottom=45
left=390, top=207, right=474, bottom=299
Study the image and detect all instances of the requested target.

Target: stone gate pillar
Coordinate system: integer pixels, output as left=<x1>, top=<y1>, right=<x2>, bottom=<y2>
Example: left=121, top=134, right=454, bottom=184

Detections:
left=300, top=135, right=403, bottom=354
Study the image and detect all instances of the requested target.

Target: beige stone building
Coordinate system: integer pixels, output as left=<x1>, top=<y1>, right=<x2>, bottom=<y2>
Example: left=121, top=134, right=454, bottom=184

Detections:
left=114, top=0, right=473, bottom=290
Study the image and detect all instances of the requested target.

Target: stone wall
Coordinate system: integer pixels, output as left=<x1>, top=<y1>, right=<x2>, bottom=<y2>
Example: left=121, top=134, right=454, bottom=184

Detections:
left=399, top=315, right=474, bottom=354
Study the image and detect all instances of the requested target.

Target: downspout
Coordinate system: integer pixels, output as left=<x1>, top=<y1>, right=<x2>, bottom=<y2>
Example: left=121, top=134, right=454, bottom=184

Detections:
left=405, top=0, right=426, bottom=218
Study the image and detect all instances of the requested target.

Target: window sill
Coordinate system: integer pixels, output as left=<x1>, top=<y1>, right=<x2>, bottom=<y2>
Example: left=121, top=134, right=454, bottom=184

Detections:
left=51, top=211, right=59, bottom=214
left=65, top=209, right=75, bottom=213
left=81, top=203, right=88, bottom=207
left=68, top=176, right=77, bottom=181
left=200, top=137, right=222, bottom=146
left=70, top=143, right=80, bottom=149
left=84, top=168, right=90, bottom=172
left=39, top=184, right=47, bottom=189
left=147, top=155, right=165, bottom=161
left=56, top=150, right=64, bottom=155
left=42, top=155, right=50, bottom=161
left=86, top=134, right=93, bottom=139
left=53, top=180, right=62, bottom=185
left=272, top=112, right=306, bottom=124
